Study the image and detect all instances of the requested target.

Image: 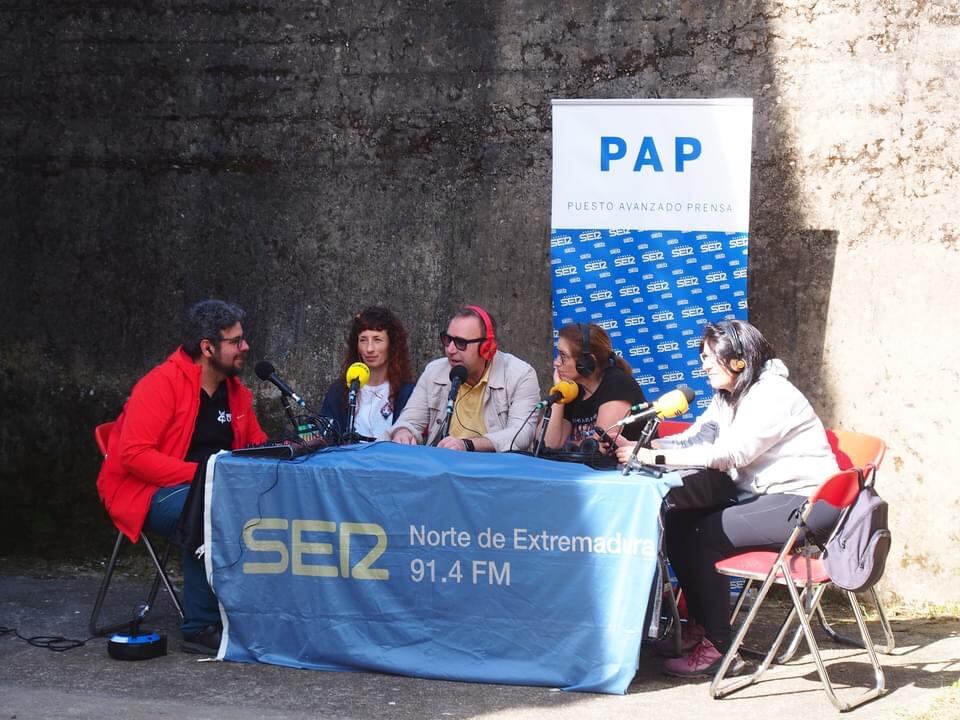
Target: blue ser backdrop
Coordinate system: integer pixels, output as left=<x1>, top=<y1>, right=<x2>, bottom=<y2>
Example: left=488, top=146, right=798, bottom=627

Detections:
left=206, top=443, right=673, bottom=694
left=550, top=227, right=749, bottom=417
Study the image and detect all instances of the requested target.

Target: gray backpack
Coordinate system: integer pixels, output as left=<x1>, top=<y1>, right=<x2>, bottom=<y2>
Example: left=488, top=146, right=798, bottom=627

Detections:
left=823, top=481, right=891, bottom=593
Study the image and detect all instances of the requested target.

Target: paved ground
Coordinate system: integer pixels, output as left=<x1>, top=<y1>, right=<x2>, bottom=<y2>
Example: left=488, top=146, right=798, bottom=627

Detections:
left=1, top=562, right=958, bottom=720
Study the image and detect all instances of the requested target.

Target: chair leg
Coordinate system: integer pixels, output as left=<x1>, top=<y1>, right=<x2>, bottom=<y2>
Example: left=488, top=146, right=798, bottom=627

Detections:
left=815, top=587, right=896, bottom=654
left=88, top=531, right=184, bottom=637
left=89, top=531, right=126, bottom=636
left=711, top=566, right=789, bottom=698
left=780, top=579, right=885, bottom=711
left=141, top=534, right=185, bottom=620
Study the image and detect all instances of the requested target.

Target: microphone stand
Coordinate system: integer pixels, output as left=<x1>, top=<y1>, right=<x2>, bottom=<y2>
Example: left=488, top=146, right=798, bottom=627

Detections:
left=430, top=383, right=461, bottom=447
left=345, top=381, right=359, bottom=445
left=533, top=404, right=552, bottom=458
left=621, top=417, right=662, bottom=476
left=430, top=405, right=454, bottom=447
left=280, top=395, right=300, bottom=435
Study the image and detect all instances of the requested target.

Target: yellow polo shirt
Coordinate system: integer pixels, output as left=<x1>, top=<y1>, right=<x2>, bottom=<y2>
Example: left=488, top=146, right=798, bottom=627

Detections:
left=450, top=363, right=490, bottom=438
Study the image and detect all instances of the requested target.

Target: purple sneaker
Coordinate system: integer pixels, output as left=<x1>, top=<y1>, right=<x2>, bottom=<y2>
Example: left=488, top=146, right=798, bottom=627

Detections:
left=656, top=622, right=705, bottom=657
left=663, top=637, right=744, bottom=679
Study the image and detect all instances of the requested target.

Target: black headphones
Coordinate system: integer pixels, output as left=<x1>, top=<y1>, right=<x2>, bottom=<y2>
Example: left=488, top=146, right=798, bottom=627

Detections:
left=575, top=323, right=597, bottom=376
left=720, top=320, right=746, bottom=372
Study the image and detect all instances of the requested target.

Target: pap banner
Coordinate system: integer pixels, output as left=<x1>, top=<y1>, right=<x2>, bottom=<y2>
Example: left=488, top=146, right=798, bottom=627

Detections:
left=550, top=99, right=753, bottom=415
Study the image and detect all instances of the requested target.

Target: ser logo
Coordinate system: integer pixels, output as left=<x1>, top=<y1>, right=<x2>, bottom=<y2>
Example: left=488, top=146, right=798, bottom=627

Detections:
left=559, top=294, right=583, bottom=307
left=624, top=315, right=645, bottom=327
left=671, top=246, right=694, bottom=258
left=555, top=265, right=578, bottom=277
left=242, top=519, right=388, bottom=580
left=619, top=285, right=641, bottom=297
left=657, top=341, right=679, bottom=353
left=646, top=280, right=669, bottom=292
left=550, top=235, right=573, bottom=248
left=710, top=302, right=733, bottom=313
left=651, top=310, right=674, bottom=323
left=676, top=276, right=699, bottom=288
left=628, top=345, right=651, bottom=356
left=701, top=241, right=723, bottom=253
left=641, top=250, right=664, bottom=262
left=705, top=271, right=728, bottom=283
left=729, top=236, right=748, bottom=248
left=584, top=260, right=608, bottom=272
left=636, top=375, right=657, bottom=386
left=590, top=290, right=613, bottom=302
left=681, top=306, right=704, bottom=318
left=614, top=255, right=636, bottom=267
left=662, top=371, right=685, bottom=383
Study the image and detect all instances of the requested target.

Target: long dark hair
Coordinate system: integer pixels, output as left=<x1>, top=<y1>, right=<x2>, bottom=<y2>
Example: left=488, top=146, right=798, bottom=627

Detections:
left=339, top=306, right=412, bottom=403
left=699, top=319, right=774, bottom=411
left=557, top=322, right=631, bottom=377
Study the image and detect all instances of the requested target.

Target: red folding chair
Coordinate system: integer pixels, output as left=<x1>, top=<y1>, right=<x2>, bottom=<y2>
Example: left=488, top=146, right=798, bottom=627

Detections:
left=88, top=421, right=184, bottom=636
left=710, top=469, right=886, bottom=711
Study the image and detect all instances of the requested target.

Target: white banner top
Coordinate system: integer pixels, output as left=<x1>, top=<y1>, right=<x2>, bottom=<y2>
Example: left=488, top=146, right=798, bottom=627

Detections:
left=551, top=98, right=753, bottom=232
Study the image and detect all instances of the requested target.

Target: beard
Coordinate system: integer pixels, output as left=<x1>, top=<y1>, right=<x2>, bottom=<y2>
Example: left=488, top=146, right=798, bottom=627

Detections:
left=210, top=352, right=243, bottom=379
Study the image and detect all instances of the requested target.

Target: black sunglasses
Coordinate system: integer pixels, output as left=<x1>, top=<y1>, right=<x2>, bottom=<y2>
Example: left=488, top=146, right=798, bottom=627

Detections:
left=439, top=332, right=484, bottom=351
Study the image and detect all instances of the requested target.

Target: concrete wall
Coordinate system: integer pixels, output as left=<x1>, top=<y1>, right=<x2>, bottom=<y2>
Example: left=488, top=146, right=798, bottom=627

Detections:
left=1, top=1, right=956, bottom=604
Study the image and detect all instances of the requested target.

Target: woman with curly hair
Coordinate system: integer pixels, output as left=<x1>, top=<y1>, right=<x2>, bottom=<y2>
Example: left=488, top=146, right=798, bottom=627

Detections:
left=321, top=306, right=415, bottom=441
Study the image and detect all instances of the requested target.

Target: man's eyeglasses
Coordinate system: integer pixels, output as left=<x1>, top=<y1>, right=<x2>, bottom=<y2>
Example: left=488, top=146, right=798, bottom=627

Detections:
left=219, top=334, right=246, bottom=347
left=439, top=332, right=484, bottom=351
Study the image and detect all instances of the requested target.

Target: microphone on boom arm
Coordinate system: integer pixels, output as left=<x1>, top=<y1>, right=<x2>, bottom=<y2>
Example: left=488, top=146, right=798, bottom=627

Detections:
left=255, top=360, right=307, bottom=407
left=621, top=385, right=695, bottom=475
left=535, top=380, right=580, bottom=410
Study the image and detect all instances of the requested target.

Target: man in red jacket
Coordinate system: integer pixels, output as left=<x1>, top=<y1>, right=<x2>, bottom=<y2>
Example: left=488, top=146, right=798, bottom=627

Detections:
left=97, top=299, right=267, bottom=654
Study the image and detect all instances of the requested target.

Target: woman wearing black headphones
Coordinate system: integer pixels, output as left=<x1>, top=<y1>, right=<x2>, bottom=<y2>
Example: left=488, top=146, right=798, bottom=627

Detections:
left=542, top=322, right=647, bottom=450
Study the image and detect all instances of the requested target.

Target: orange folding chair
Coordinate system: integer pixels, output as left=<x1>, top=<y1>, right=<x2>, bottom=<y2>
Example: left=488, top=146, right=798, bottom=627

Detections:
left=710, top=469, right=886, bottom=711
left=88, top=421, right=184, bottom=636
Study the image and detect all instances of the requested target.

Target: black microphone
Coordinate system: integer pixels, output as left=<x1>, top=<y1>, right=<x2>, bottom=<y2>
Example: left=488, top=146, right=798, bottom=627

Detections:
left=447, top=365, right=468, bottom=403
left=430, top=365, right=470, bottom=447
left=254, top=360, right=307, bottom=408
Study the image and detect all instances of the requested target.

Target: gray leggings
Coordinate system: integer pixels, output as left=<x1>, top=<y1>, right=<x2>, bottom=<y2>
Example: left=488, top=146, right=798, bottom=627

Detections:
left=665, top=490, right=840, bottom=651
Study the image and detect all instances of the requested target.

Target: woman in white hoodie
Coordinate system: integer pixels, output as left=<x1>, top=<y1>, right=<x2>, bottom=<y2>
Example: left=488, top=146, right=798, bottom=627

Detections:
left=616, top=319, right=840, bottom=678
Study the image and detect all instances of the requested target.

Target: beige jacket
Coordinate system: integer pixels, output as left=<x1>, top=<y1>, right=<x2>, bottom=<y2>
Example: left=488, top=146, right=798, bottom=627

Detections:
left=388, top=351, right=541, bottom=452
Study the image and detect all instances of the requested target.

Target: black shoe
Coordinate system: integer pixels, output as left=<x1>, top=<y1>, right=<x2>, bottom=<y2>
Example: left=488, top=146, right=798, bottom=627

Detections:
left=180, top=624, right=222, bottom=655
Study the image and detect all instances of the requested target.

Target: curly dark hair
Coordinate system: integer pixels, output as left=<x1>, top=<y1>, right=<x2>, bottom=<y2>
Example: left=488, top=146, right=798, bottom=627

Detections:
left=182, top=299, right=245, bottom=360
left=339, top=306, right=413, bottom=404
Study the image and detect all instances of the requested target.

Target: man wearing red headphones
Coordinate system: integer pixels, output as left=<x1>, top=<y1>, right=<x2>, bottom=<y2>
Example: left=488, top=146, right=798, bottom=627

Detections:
left=388, top=305, right=541, bottom=451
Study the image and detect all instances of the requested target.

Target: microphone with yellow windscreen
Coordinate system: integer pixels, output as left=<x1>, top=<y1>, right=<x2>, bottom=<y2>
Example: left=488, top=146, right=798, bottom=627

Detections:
left=613, top=385, right=694, bottom=427
left=535, top=380, right=581, bottom=410
left=346, top=362, right=371, bottom=390
left=344, top=362, right=371, bottom=444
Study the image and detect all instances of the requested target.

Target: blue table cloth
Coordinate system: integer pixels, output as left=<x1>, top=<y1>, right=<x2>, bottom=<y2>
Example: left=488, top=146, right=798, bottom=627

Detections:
left=205, top=442, right=673, bottom=694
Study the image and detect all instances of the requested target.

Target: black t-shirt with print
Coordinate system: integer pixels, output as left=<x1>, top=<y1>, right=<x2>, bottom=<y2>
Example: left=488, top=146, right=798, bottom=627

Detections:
left=562, top=366, right=647, bottom=444
left=186, top=381, right=234, bottom=464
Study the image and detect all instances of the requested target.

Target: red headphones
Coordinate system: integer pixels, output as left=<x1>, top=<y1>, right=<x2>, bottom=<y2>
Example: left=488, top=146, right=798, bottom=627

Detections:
left=466, top=304, right=498, bottom=361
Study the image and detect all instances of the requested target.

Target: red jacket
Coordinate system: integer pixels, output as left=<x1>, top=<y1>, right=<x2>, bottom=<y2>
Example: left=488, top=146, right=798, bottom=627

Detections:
left=97, top=348, right=267, bottom=542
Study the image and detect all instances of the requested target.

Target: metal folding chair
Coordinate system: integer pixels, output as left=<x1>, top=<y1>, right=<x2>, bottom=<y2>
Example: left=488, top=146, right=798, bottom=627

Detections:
left=731, top=428, right=896, bottom=665
left=710, top=469, right=886, bottom=711
left=88, top=421, right=184, bottom=636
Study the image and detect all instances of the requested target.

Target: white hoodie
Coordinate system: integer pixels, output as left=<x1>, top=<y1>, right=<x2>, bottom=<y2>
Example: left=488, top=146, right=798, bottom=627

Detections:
left=656, top=359, right=839, bottom=496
